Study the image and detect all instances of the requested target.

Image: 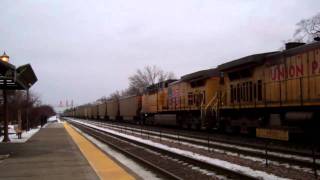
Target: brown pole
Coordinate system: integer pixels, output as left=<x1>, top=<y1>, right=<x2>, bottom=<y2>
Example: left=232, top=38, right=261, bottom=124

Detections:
left=2, top=85, right=10, bottom=142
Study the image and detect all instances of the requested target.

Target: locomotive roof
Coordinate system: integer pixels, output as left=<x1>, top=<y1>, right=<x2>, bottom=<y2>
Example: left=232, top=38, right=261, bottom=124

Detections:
left=168, top=79, right=183, bottom=85
left=218, top=52, right=277, bottom=72
left=267, top=41, right=320, bottom=59
left=218, top=41, right=320, bottom=72
left=144, top=79, right=177, bottom=93
left=181, top=68, right=219, bottom=81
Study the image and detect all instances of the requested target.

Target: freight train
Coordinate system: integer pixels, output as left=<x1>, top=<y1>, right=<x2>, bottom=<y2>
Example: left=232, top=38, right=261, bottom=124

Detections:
left=64, top=41, right=320, bottom=141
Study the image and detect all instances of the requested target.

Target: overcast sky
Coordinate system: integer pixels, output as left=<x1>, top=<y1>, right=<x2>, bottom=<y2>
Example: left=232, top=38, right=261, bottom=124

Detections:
left=0, top=0, right=319, bottom=108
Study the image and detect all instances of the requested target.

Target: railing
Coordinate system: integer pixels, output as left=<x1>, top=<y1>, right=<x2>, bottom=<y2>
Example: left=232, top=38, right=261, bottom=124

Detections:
left=200, top=91, right=223, bottom=123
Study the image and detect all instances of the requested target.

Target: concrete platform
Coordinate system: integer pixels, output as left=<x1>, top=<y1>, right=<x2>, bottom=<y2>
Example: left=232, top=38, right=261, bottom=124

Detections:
left=0, top=122, right=99, bottom=180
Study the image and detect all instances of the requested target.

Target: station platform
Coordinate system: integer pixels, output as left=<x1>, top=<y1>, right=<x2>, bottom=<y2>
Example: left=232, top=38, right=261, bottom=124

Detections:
left=0, top=122, right=134, bottom=180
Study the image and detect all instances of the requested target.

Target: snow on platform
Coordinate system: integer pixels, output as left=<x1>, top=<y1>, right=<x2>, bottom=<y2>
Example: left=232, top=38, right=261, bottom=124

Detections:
left=0, top=115, right=61, bottom=143
left=0, top=126, right=40, bottom=143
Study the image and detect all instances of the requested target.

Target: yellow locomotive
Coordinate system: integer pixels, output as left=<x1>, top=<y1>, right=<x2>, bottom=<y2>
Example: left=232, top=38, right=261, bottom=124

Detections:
left=64, top=41, right=320, bottom=140
left=218, top=41, right=320, bottom=140
left=141, top=69, right=221, bottom=129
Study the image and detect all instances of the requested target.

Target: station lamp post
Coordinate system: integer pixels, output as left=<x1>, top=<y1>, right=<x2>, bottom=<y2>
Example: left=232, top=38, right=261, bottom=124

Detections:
left=0, top=52, right=9, bottom=63
left=0, top=52, right=37, bottom=142
left=0, top=52, right=10, bottom=142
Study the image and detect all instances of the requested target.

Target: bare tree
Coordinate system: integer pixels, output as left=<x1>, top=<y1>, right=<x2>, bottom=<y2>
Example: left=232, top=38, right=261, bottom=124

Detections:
left=96, top=96, right=107, bottom=103
left=293, top=12, right=320, bottom=42
left=108, top=91, right=121, bottom=100
left=30, top=105, right=55, bottom=128
left=158, top=70, right=175, bottom=82
left=121, top=86, right=140, bottom=97
left=2, top=90, right=55, bottom=129
left=126, top=65, right=175, bottom=96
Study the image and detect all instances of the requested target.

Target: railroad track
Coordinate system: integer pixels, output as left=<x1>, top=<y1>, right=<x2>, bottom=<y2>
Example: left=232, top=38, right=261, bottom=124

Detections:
left=69, top=118, right=320, bottom=173
left=68, top=121, right=182, bottom=180
left=64, top=118, right=277, bottom=179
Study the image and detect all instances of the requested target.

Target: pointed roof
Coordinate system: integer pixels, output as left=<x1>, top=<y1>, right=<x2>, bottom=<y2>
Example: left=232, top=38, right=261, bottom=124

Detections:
left=1, top=51, right=9, bottom=58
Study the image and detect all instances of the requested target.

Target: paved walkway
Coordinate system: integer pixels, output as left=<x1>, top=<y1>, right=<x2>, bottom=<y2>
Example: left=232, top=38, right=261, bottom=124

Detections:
left=0, top=123, right=99, bottom=180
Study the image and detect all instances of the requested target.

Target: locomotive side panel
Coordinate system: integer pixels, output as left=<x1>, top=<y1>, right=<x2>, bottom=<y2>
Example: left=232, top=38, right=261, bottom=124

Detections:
left=141, top=93, right=158, bottom=114
left=168, top=81, right=187, bottom=111
left=264, top=46, right=320, bottom=106
left=168, top=77, right=220, bottom=111
left=205, top=77, right=221, bottom=105
left=309, top=48, right=320, bottom=102
left=223, top=46, right=320, bottom=109
left=157, top=88, right=169, bottom=112
left=224, top=65, right=265, bottom=109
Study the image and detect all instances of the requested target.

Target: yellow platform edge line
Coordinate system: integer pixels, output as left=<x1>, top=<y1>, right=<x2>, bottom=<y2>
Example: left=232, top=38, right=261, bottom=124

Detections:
left=64, top=122, right=135, bottom=180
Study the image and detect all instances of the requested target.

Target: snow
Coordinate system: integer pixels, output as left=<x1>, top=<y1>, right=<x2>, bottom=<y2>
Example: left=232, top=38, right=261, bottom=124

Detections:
left=47, top=115, right=61, bottom=123
left=67, top=118, right=289, bottom=180
left=86, top=120, right=320, bottom=165
left=0, top=127, right=40, bottom=143
left=86, top=120, right=320, bottom=174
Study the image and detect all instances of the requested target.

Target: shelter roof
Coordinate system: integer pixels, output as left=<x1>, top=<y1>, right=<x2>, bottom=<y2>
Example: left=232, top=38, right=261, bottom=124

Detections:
left=0, top=61, right=37, bottom=90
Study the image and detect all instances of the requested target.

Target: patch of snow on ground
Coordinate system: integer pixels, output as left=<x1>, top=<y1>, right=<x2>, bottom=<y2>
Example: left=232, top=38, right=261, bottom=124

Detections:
left=68, top=118, right=289, bottom=180
left=0, top=127, right=40, bottom=143
left=47, top=115, right=62, bottom=123
left=97, top=122, right=319, bottom=174
left=42, top=116, right=63, bottom=128
left=88, top=120, right=319, bottom=164
left=74, top=119, right=320, bottom=175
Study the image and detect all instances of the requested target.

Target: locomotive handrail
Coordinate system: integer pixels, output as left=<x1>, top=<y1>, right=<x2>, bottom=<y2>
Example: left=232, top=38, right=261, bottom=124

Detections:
left=204, top=92, right=218, bottom=111
left=200, top=92, right=217, bottom=120
left=211, top=91, right=226, bottom=117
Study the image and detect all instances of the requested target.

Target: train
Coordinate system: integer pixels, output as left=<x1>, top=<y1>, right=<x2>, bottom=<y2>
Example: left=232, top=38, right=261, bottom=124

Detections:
left=64, top=41, right=320, bottom=141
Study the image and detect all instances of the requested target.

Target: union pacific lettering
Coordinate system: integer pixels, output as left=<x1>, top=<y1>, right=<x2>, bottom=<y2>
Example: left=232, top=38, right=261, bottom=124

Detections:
left=311, top=59, right=320, bottom=74
left=270, top=64, right=304, bottom=81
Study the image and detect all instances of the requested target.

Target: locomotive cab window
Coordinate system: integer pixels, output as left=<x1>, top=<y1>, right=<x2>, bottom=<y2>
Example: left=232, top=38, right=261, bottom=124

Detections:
left=249, top=82, right=253, bottom=101
left=253, top=83, right=257, bottom=100
left=188, top=92, right=193, bottom=105
left=257, top=80, right=263, bottom=101
left=237, top=84, right=240, bottom=102
left=202, top=91, right=205, bottom=104
left=190, top=79, right=205, bottom=88
left=242, top=82, right=245, bottom=101
left=230, top=85, right=234, bottom=103
left=228, top=69, right=253, bottom=81
left=220, top=72, right=225, bottom=84
left=233, top=85, right=236, bottom=103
